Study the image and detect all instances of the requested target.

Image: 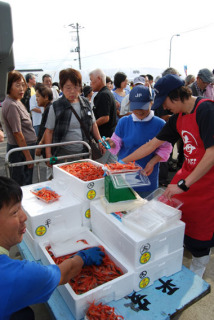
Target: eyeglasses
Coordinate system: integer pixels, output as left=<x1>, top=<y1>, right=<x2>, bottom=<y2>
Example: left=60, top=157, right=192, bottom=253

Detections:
left=14, top=83, right=26, bottom=89
left=63, top=85, right=80, bottom=91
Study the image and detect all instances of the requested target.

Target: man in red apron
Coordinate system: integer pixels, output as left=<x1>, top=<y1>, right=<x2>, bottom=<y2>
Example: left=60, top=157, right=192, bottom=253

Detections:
left=123, top=74, right=214, bottom=277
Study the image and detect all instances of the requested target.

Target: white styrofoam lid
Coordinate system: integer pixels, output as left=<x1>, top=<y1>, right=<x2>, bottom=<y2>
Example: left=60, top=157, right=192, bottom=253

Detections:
left=49, top=227, right=100, bottom=257
left=21, top=180, right=82, bottom=217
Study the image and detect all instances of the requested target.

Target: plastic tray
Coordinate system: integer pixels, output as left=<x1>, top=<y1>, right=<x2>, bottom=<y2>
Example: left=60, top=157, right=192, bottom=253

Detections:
left=109, top=171, right=151, bottom=189
left=145, top=188, right=183, bottom=209
left=103, top=162, right=142, bottom=174
left=143, top=200, right=181, bottom=225
left=31, top=186, right=60, bottom=203
left=122, top=206, right=166, bottom=237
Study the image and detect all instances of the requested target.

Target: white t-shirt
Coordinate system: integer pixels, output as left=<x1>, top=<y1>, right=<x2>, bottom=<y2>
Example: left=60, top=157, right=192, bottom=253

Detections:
left=29, top=95, right=44, bottom=126
left=120, top=94, right=130, bottom=115
left=52, top=87, right=59, bottom=102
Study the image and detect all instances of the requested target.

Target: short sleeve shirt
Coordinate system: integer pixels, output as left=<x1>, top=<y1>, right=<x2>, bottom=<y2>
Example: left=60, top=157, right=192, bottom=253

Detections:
left=156, top=98, right=214, bottom=149
left=0, top=255, right=61, bottom=320
left=30, top=94, right=44, bottom=126
left=93, top=86, right=117, bottom=136
left=45, top=101, right=96, bottom=152
left=2, top=96, right=37, bottom=145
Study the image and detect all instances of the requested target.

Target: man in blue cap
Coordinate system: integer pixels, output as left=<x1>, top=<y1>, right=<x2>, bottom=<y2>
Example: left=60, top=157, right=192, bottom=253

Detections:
left=122, top=74, right=214, bottom=278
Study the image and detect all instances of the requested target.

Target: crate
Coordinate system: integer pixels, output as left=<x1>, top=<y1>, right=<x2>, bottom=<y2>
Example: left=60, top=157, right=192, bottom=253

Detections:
left=39, top=228, right=134, bottom=320
left=53, top=159, right=105, bottom=201
left=90, top=199, right=185, bottom=268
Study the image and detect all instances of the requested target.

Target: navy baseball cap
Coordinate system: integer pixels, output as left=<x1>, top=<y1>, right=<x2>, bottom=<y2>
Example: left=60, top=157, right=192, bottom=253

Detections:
left=129, top=85, right=153, bottom=111
left=152, top=74, right=185, bottom=110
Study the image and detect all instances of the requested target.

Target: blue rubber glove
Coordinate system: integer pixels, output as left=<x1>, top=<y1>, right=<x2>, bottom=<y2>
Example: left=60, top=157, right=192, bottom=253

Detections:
left=118, top=159, right=125, bottom=164
left=76, top=247, right=105, bottom=266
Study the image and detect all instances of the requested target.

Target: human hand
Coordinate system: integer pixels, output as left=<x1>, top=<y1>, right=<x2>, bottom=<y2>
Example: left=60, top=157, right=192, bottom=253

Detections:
left=35, top=148, right=42, bottom=157
left=46, top=153, right=53, bottom=168
left=118, top=159, right=125, bottom=164
left=45, top=161, right=52, bottom=168
left=115, top=101, right=120, bottom=110
left=25, top=154, right=34, bottom=169
left=0, top=130, right=4, bottom=142
left=144, top=162, right=154, bottom=176
left=163, top=184, right=184, bottom=199
left=76, top=247, right=105, bottom=266
left=105, top=138, right=115, bottom=148
left=98, top=141, right=106, bottom=154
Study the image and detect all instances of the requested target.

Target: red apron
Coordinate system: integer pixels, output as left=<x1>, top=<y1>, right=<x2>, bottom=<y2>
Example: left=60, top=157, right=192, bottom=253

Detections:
left=171, top=99, right=214, bottom=240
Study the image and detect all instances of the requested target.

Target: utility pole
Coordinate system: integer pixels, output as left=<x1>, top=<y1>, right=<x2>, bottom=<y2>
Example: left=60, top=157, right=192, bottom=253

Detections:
left=68, top=23, right=84, bottom=70
left=169, top=34, right=180, bottom=67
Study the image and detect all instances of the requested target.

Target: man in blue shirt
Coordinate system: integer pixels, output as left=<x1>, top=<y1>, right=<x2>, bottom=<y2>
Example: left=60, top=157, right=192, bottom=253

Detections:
left=0, top=176, right=104, bottom=320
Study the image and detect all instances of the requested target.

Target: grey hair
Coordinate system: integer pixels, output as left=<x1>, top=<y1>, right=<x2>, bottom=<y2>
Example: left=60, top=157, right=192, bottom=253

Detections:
left=185, top=74, right=195, bottom=85
left=89, top=68, right=106, bottom=84
left=162, top=67, right=180, bottom=77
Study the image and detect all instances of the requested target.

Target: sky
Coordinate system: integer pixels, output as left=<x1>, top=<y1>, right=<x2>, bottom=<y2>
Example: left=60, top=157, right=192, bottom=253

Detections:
left=4, top=0, right=214, bottom=82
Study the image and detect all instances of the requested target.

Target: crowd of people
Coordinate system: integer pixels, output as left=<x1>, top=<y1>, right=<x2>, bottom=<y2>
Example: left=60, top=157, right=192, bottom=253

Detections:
left=0, top=65, right=214, bottom=318
left=1, top=67, right=214, bottom=189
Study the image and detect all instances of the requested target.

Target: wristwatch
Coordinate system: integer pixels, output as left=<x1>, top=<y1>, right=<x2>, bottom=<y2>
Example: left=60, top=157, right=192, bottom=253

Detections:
left=177, top=179, right=189, bottom=192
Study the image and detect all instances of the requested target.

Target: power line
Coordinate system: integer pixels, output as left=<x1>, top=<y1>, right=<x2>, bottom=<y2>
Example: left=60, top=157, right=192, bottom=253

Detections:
left=81, top=22, right=214, bottom=60
left=15, top=22, right=214, bottom=69
left=180, top=22, right=214, bottom=35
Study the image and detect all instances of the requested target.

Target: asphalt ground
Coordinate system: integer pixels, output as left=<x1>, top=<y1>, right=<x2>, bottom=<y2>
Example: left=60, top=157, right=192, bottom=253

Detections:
left=1, top=138, right=213, bottom=319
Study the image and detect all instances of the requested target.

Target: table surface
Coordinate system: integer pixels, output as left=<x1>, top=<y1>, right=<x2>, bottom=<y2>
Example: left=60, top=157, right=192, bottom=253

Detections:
left=18, top=241, right=210, bottom=320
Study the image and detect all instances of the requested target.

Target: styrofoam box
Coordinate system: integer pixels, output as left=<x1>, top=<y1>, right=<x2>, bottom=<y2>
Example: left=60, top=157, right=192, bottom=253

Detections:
left=39, top=228, right=134, bottom=320
left=75, top=197, right=91, bottom=228
left=133, top=248, right=183, bottom=291
left=53, top=159, right=105, bottom=201
left=90, top=199, right=185, bottom=268
left=21, top=180, right=82, bottom=242
left=23, top=228, right=46, bottom=260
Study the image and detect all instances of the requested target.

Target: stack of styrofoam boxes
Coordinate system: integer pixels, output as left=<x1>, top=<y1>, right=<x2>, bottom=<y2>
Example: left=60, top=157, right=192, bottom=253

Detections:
left=39, top=227, right=134, bottom=320
left=90, top=198, right=185, bottom=292
left=22, top=179, right=83, bottom=260
left=52, top=159, right=105, bottom=228
left=22, top=162, right=134, bottom=320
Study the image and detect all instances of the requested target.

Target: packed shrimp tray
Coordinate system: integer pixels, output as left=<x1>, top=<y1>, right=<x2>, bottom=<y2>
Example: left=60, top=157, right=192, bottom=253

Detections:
left=53, top=159, right=105, bottom=201
left=39, top=228, right=134, bottom=320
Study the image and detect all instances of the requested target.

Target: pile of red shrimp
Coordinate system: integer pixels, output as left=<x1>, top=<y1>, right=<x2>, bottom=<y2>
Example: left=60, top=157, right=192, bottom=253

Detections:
left=86, top=301, right=124, bottom=320
left=46, top=245, right=124, bottom=295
